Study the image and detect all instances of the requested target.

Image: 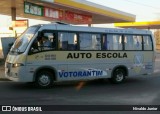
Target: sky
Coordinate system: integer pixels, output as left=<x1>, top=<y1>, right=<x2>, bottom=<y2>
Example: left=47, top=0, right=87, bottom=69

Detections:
left=0, top=0, right=160, bottom=27
left=87, top=0, right=160, bottom=21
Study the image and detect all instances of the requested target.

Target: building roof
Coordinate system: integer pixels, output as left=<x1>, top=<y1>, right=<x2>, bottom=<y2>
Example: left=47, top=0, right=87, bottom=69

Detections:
left=0, top=0, right=135, bottom=24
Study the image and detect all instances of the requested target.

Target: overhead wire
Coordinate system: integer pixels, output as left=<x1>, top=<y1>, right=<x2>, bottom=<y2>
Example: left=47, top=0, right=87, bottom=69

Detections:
left=123, top=0, right=160, bottom=10
left=121, top=0, right=160, bottom=20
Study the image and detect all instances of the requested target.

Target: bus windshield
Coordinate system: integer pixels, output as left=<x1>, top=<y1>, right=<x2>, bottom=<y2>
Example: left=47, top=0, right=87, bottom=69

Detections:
left=10, top=26, right=40, bottom=54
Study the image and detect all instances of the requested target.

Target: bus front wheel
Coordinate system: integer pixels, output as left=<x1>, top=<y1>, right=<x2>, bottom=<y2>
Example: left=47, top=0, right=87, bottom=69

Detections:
left=35, top=70, right=53, bottom=88
left=109, top=68, right=126, bottom=84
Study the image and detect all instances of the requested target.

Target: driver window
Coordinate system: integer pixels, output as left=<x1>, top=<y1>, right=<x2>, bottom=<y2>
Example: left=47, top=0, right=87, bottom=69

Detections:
left=29, top=32, right=56, bottom=54
left=40, top=33, right=53, bottom=48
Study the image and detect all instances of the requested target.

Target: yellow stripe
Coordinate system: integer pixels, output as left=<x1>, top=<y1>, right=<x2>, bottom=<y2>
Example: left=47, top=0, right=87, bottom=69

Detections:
left=54, top=0, right=135, bottom=22
left=115, top=21, right=160, bottom=27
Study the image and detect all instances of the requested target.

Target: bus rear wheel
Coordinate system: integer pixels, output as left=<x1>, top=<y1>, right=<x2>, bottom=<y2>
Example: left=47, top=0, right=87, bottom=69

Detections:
left=35, top=70, right=53, bottom=88
left=109, top=68, right=126, bottom=84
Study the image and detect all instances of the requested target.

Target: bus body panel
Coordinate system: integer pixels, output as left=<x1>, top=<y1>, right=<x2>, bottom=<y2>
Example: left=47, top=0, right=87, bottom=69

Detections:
left=5, top=54, right=33, bottom=82
left=5, top=23, right=156, bottom=83
left=5, top=51, right=154, bottom=82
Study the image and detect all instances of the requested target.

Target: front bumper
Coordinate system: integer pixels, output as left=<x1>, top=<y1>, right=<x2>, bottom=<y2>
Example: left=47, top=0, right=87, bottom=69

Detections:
left=5, top=63, right=33, bottom=82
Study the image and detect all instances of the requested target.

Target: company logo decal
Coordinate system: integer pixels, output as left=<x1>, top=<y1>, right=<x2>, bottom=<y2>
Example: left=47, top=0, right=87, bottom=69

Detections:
left=58, top=69, right=107, bottom=78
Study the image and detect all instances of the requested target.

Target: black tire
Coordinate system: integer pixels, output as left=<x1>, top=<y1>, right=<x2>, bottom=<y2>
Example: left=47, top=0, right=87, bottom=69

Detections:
left=109, top=68, right=126, bottom=84
left=35, top=70, right=54, bottom=88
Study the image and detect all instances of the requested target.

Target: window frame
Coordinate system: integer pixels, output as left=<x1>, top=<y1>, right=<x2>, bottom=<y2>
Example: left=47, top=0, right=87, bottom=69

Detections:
left=143, top=35, right=153, bottom=51
left=102, top=33, right=124, bottom=51
left=28, top=29, right=154, bottom=54
left=79, top=32, right=102, bottom=51
left=28, top=30, right=58, bottom=55
left=58, top=31, right=79, bottom=51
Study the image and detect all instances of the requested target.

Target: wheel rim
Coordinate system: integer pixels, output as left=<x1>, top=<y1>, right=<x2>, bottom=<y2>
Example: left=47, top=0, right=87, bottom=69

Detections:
left=38, top=74, right=50, bottom=86
left=115, top=70, right=124, bottom=82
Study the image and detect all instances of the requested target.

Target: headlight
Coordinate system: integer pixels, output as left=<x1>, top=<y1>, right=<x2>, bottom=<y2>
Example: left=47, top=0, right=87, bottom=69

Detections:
left=13, top=63, right=24, bottom=67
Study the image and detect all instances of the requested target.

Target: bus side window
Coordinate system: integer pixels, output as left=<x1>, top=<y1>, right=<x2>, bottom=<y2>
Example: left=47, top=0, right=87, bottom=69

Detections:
left=40, top=32, right=56, bottom=50
left=29, top=38, right=39, bottom=54
left=68, top=33, right=78, bottom=50
left=102, top=35, right=108, bottom=50
left=52, top=34, right=56, bottom=49
left=143, top=35, right=152, bottom=50
left=104, top=34, right=122, bottom=50
left=58, top=32, right=78, bottom=51
left=124, top=35, right=134, bottom=50
left=133, top=35, right=142, bottom=50
left=29, top=32, right=57, bottom=54
left=79, top=33, right=101, bottom=50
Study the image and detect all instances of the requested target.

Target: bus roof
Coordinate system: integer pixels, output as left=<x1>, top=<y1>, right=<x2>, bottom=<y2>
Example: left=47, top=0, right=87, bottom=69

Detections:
left=36, top=23, right=152, bottom=35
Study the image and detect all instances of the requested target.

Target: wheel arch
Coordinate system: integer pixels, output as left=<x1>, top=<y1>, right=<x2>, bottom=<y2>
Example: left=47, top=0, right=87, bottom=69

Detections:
left=33, top=66, right=57, bottom=82
left=111, top=65, right=128, bottom=77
